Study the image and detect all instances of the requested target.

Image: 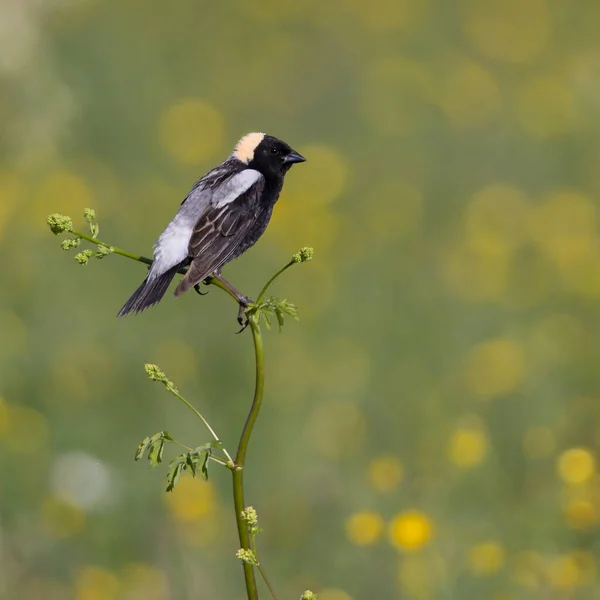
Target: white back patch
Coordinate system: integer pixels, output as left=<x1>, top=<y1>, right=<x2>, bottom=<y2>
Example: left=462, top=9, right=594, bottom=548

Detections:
left=213, top=169, right=263, bottom=208
left=233, top=132, right=265, bottom=164
left=150, top=215, right=194, bottom=280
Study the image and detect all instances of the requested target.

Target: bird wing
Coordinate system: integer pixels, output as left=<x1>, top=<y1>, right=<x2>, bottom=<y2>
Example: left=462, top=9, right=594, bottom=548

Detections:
left=174, top=174, right=265, bottom=296
left=150, top=168, right=261, bottom=280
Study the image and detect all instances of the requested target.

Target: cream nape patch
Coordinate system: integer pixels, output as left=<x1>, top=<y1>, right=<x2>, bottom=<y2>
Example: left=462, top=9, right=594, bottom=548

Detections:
left=232, top=132, right=265, bottom=164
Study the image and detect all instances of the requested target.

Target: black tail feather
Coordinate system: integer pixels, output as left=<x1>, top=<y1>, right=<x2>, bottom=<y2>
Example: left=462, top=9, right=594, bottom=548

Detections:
left=117, top=264, right=181, bottom=317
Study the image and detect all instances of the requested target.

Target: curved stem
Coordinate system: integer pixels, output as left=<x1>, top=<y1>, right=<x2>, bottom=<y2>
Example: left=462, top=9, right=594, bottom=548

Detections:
left=170, top=389, right=234, bottom=464
left=232, top=316, right=264, bottom=600
left=256, top=260, right=294, bottom=304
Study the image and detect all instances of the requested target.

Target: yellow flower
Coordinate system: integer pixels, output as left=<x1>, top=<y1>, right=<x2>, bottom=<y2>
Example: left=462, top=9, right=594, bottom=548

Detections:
left=546, top=555, right=581, bottom=590
left=557, top=448, right=596, bottom=484
left=345, top=510, right=384, bottom=546
left=467, top=541, right=505, bottom=576
left=367, top=455, right=403, bottom=492
left=42, top=495, right=85, bottom=540
left=164, top=476, right=215, bottom=522
left=448, top=423, right=488, bottom=468
left=564, top=499, right=598, bottom=530
left=389, top=510, right=434, bottom=551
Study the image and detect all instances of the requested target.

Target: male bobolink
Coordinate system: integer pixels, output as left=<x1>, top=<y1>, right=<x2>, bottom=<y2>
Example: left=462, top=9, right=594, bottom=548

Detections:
left=117, top=132, right=306, bottom=320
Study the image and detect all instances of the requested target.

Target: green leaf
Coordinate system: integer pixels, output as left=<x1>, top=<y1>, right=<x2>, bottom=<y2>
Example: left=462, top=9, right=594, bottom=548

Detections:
left=186, top=451, right=198, bottom=477
left=166, top=457, right=186, bottom=492
left=135, top=436, right=151, bottom=461
left=148, top=438, right=165, bottom=467
left=201, top=451, right=210, bottom=480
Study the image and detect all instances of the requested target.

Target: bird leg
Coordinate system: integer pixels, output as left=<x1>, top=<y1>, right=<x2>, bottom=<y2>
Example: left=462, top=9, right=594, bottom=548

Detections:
left=211, top=271, right=252, bottom=331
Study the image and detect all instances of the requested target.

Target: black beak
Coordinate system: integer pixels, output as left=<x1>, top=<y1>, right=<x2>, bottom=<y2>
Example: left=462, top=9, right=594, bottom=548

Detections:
left=283, top=150, right=306, bottom=165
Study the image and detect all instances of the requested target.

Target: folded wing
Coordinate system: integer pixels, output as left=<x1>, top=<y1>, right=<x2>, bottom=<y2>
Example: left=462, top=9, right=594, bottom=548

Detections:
left=174, top=175, right=264, bottom=296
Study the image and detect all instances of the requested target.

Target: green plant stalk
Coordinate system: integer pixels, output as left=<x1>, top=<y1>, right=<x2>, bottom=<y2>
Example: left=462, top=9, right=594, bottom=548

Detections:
left=170, top=388, right=234, bottom=464
left=232, top=315, right=264, bottom=600
left=68, top=229, right=290, bottom=600
left=255, top=260, right=294, bottom=304
left=72, top=230, right=155, bottom=266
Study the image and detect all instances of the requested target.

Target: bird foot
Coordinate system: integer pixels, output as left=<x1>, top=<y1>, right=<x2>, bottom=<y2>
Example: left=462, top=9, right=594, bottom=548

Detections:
left=235, top=296, right=252, bottom=334
left=194, top=283, right=209, bottom=296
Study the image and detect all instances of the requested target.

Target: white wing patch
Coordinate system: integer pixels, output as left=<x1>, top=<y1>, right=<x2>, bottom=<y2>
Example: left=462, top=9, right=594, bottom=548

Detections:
left=150, top=214, right=194, bottom=280
left=212, top=169, right=263, bottom=208
left=233, top=132, right=265, bottom=164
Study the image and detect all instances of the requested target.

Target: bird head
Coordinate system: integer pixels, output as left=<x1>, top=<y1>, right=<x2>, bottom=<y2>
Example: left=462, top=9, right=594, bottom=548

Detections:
left=233, top=132, right=306, bottom=178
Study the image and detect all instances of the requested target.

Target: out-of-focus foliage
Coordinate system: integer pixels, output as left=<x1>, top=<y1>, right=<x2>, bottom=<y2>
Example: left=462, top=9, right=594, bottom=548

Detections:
left=1, top=0, right=600, bottom=598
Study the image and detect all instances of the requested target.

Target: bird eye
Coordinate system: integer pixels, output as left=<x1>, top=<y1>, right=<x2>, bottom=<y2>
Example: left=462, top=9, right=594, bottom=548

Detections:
left=270, top=147, right=280, bottom=155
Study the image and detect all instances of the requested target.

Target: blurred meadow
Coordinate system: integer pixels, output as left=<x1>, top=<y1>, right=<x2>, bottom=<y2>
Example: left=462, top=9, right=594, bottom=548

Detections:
left=2, top=0, right=600, bottom=598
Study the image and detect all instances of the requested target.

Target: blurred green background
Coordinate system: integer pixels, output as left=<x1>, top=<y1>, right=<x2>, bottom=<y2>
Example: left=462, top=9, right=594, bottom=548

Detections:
left=2, top=0, right=600, bottom=598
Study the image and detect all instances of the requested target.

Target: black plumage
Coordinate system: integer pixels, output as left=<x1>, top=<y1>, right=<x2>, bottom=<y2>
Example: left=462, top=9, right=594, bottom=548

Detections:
left=117, top=133, right=305, bottom=317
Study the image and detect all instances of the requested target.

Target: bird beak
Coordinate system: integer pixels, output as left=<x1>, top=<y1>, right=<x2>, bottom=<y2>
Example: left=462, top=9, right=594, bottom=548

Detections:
left=283, top=150, right=306, bottom=165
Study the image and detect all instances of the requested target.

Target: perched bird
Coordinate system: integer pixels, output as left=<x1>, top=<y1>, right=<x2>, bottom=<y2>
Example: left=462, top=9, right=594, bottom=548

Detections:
left=117, top=132, right=306, bottom=321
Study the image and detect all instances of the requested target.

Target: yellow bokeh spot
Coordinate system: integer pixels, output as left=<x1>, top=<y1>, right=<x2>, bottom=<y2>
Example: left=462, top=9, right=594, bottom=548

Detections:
left=164, top=476, right=216, bottom=522
left=466, top=185, right=530, bottom=258
left=75, top=566, right=119, bottom=600
left=42, top=495, right=86, bottom=539
left=121, top=563, right=168, bottom=600
left=564, top=498, right=598, bottom=531
left=448, top=423, right=488, bottom=469
left=30, top=170, right=93, bottom=231
left=516, top=76, right=577, bottom=139
left=463, top=0, right=551, bottom=64
left=285, top=144, right=348, bottom=206
left=317, top=589, right=353, bottom=600
left=443, top=242, right=510, bottom=302
left=361, top=56, right=432, bottom=135
left=3, top=404, right=49, bottom=455
left=368, top=454, right=404, bottom=492
left=365, top=179, right=423, bottom=243
left=571, top=551, right=597, bottom=585
left=522, top=426, right=556, bottom=460
left=465, top=338, right=525, bottom=399
left=389, top=510, right=434, bottom=551
left=557, top=448, right=596, bottom=484
left=467, top=541, right=505, bottom=576
left=528, top=190, right=596, bottom=267
left=439, top=60, right=500, bottom=126
left=547, top=555, right=581, bottom=590
left=159, top=98, right=224, bottom=165
left=345, top=510, right=384, bottom=546
left=307, top=401, right=366, bottom=460
left=152, top=339, right=197, bottom=386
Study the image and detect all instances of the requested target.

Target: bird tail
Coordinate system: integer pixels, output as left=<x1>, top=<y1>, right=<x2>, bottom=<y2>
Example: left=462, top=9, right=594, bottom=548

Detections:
left=117, top=264, right=181, bottom=317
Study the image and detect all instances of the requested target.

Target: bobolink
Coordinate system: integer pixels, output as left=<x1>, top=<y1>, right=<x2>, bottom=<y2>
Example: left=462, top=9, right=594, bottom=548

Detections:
left=117, top=132, right=306, bottom=321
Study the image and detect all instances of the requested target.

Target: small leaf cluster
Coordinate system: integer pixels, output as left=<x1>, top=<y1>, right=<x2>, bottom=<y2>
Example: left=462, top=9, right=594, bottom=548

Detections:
left=292, top=246, right=314, bottom=264
left=248, top=297, right=299, bottom=330
left=47, top=208, right=114, bottom=265
left=166, top=441, right=223, bottom=492
left=135, top=431, right=174, bottom=466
